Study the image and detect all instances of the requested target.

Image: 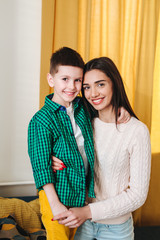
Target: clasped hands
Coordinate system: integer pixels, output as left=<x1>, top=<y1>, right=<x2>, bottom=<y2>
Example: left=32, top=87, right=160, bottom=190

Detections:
left=52, top=205, right=91, bottom=228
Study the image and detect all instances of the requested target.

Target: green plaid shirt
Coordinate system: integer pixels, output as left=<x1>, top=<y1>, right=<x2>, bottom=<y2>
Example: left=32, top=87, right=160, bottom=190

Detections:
left=28, top=94, right=95, bottom=207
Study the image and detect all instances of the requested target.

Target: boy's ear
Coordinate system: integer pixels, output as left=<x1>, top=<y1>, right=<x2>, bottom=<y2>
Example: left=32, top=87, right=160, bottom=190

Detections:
left=47, top=73, right=54, bottom=88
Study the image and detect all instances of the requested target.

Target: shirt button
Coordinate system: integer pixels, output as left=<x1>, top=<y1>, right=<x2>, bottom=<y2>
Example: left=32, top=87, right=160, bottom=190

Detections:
left=60, top=106, right=66, bottom=111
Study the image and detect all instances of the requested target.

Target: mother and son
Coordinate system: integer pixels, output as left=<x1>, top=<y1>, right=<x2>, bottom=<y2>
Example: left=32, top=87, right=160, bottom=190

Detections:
left=28, top=47, right=151, bottom=240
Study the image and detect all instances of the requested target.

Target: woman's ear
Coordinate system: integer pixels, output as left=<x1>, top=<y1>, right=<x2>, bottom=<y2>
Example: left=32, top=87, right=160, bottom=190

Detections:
left=47, top=73, right=54, bottom=87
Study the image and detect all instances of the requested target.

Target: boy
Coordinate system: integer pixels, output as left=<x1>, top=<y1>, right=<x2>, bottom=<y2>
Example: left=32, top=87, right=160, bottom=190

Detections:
left=28, top=47, right=95, bottom=240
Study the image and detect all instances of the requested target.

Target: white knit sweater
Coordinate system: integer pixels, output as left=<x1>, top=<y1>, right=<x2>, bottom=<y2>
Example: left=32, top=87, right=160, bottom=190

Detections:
left=88, top=117, right=151, bottom=224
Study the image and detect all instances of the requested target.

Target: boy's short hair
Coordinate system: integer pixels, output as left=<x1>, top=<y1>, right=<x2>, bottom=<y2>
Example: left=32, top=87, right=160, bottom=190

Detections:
left=50, top=47, right=85, bottom=75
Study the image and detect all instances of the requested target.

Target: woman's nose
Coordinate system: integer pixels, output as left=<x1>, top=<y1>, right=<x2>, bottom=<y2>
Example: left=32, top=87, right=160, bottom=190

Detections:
left=91, top=88, right=98, bottom=97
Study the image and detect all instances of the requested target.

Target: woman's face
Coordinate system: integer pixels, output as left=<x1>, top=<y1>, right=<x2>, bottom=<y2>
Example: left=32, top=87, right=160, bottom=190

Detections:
left=83, top=69, right=113, bottom=113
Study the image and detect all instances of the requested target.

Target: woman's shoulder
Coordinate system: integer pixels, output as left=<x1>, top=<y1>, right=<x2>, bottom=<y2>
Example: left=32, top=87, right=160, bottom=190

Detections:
left=127, top=117, right=150, bottom=140
left=129, top=117, right=149, bottom=131
left=92, top=116, right=150, bottom=137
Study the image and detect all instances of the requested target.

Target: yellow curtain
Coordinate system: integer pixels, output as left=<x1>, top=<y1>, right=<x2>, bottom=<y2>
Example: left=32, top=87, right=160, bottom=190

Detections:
left=40, top=0, right=160, bottom=226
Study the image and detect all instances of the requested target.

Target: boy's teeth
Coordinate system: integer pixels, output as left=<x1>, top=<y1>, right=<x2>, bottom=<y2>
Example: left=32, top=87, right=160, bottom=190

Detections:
left=65, top=92, right=74, bottom=95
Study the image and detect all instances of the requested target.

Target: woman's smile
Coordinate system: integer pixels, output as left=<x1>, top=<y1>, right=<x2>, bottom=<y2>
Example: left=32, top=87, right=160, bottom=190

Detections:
left=91, top=97, right=105, bottom=105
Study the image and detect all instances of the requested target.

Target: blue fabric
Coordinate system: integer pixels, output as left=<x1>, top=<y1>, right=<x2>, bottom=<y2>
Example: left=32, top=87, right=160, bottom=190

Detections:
left=74, top=217, right=134, bottom=240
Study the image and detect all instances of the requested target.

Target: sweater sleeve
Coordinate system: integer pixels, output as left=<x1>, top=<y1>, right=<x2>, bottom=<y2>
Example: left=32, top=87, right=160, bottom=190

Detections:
left=89, top=123, right=151, bottom=221
left=28, top=118, right=55, bottom=189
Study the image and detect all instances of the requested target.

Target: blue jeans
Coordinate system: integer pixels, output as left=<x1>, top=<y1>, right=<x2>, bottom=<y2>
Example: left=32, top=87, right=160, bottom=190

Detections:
left=74, top=217, right=134, bottom=240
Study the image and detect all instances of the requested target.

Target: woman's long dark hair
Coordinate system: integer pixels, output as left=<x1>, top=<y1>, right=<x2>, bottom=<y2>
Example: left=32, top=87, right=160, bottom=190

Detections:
left=82, top=57, right=138, bottom=122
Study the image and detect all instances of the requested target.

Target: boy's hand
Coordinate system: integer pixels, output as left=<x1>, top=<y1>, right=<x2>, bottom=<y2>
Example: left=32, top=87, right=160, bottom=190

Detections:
left=52, top=156, right=66, bottom=172
left=53, top=206, right=91, bottom=228
left=43, top=183, right=68, bottom=218
left=117, top=107, right=130, bottom=123
left=51, top=201, right=68, bottom=217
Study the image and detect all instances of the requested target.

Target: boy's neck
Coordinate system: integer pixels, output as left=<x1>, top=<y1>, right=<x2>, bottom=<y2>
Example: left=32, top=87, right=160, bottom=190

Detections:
left=51, top=94, right=71, bottom=108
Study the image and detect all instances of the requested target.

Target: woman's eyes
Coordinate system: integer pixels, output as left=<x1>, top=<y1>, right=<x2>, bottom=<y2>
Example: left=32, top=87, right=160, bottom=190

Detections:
left=98, top=83, right=105, bottom=87
left=83, top=86, right=90, bottom=90
left=83, top=83, right=105, bottom=90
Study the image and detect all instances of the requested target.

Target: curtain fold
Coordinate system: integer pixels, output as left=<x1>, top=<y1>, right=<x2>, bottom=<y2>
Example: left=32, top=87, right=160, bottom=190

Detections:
left=39, top=0, right=56, bottom=108
left=151, top=8, right=160, bottom=154
left=40, top=0, right=160, bottom=226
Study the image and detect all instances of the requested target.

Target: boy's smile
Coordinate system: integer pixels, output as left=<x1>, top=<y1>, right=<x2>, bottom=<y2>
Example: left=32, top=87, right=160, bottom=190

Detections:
left=47, top=65, right=83, bottom=107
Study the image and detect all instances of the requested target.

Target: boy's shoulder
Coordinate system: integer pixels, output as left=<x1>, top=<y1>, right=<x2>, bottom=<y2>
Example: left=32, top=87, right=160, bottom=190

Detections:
left=29, top=104, right=55, bottom=127
left=29, top=96, right=86, bottom=124
left=30, top=94, right=57, bottom=120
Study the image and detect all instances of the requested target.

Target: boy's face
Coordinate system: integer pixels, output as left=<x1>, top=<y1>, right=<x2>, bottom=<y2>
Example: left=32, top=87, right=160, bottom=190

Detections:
left=47, top=65, right=83, bottom=107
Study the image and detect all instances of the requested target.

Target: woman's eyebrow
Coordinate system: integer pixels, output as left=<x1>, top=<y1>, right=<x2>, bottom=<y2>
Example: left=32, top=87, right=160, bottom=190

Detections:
left=94, top=80, right=106, bottom=83
left=83, top=80, right=105, bottom=85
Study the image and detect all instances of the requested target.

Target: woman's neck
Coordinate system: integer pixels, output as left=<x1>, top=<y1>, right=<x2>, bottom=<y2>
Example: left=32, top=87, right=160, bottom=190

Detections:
left=98, top=107, right=116, bottom=123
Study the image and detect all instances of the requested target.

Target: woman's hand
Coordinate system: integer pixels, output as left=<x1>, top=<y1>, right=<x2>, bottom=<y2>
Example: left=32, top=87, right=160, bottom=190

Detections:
left=117, top=107, right=130, bottom=123
left=52, top=156, right=66, bottom=172
left=53, top=206, right=92, bottom=228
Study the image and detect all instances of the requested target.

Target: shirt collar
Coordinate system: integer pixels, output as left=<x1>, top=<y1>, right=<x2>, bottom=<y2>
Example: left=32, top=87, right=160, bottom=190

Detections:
left=45, top=94, right=81, bottom=112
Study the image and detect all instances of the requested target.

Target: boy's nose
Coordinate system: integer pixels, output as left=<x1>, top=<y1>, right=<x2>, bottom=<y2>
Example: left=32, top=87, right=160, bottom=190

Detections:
left=68, top=80, right=75, bottom=89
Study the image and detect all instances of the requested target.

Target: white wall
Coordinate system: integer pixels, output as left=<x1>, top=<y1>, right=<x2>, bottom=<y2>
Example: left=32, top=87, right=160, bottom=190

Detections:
left=0, top=0, right=42, bottom=196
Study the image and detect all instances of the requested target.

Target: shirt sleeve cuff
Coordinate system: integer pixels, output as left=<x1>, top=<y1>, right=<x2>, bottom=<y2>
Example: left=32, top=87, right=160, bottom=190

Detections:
left=33, top=167, right=55, bottom=189
left=89, top=202, right=105, bottom=222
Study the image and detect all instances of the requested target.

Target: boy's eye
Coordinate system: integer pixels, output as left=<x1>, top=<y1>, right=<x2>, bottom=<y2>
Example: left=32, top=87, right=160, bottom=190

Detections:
left=62, top=77, right=68, bottom=81
left=75, top=79, right=82, bottom=82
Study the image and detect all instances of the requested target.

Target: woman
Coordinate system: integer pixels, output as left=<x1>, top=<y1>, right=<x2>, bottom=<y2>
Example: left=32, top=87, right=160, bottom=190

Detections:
left=52, top=57, right=151, bottom=239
